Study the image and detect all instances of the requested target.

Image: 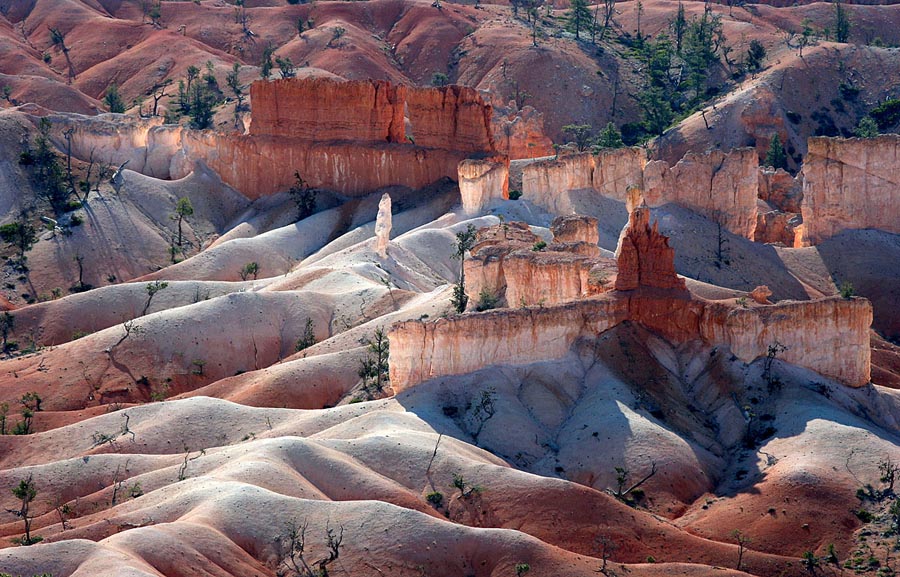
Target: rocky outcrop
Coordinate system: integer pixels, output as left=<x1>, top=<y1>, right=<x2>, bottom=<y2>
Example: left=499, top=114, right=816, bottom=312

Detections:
left=406, top=85, right=496, bottom=153
left=521, top=153, right=595, bottom=214
left=614, top=207, right=685, bottom=292
left=40, top=79, right=503, bottom=199
left=750, top=286, right=773, bottom=304
left=643, top=148, right=759, bottom=239
left=389, top=298, right=629, bottom=391
left=522, top=147, right=759, bottom=239
left=593, top=147, right=647, bottom=201
left=249, top=78, right=405, bottom=143
left=758, top=167, right=802, bottom=213
left=800, top=136, right=900, bottom=245
left=458, top=158, right=509, bottom=215
left=375, top=193, right=391, bottom=259
left=551, top=215, right=599, bottom=245
left=390, top=208, right=872, bottom=390
left=465, top=218, right=612, bottom=308
left=175, top=133, right=463, bottom=199
left=701, top=297, right=872, bottom=387
left=491, top=103, right=555, bottom=159
left=755, top=207, right=800, bottom=246
left=390, top=292, right=871, bottom=391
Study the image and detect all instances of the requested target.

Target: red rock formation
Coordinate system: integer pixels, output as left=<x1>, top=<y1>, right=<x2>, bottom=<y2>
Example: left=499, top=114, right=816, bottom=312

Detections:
left=389, top=293, right=871, bottom=391
left=389, top=298, right=629, bottom=392
left=800, top=135, right=900, bottom=245
left=458, top=158, right=509, bottom=215
left=614, top=207, right=686, bottom=292
left=407, top=85, right=496, bottom=153
left=466, top=219, right=611, bottom=307
left=491, top=103, right=555, bottom=159
left=49, top=79, right=503, bottom=198
left=551, top=215, right=599, bottom=245
left=249, top=78, right=405, bottom=143
left=644, top=148, right=759, bottom=239
left=758, top=167, right=802, bottom=213
left=593, top=147, right=647, bottom=200
left=175, top=133, right=463, bottom=199
left=755, top=207, right=800, bottom=246
left=390, top=208, right=872, bottom=390
left=750, top=286, right=773, bottom=304
left=522, top=147, right=759, bottom=239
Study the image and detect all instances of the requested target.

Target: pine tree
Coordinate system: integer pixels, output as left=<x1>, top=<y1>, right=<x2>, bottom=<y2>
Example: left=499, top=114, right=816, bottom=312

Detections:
left=595, top=122, right=624, bottom=150
left=672, top=2, right=687, bottom=54
left=104, top=83, right=125, bottom=113
left=567, top=0, right=593, bottom=40
left=834, top=0, right=851, bottom=43
left=764, top=134, right=788, bottom=170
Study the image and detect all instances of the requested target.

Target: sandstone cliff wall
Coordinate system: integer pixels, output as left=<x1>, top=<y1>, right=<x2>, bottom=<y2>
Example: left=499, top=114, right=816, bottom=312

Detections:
left=43, top=114, right=464, bottom=198
left=406, top=85, right=495, bottom=153
left=458, top=158, right=509, bottom=215
left=592, top=147, right=647, bottom=201
left=521, top=153, right=595, bottom=214
left=491, top=103, right=555, bottom=159
left=643, top=148, right=759, bottom=239
left=389, top=298, right=629, bottom=392
left=800, top=136, right=900, bottom=245
left=175, top=132, right=462, bottom=199
left=389, top=293, right=871, bottom=391
left=249, top=78, right=405, bottom=143
left=701, top=297, right=872, bottom=387
left=521, top=148, right=758, bottom=238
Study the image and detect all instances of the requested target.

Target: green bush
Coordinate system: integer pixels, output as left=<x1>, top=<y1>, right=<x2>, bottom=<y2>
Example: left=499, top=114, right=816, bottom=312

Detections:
left=870, top=98, right=900, bottom=130
left=475, top=288, right=499, bottom=312
left=426, top=491, right=444, bottom=507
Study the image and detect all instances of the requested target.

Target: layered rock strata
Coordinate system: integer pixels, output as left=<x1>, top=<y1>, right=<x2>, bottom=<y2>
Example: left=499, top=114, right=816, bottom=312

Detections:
left=522, top=148, right=759, bottom=239
left=465, top=217, right=613, bottom=308
left=249, top=78, right=406, bottom=142
left=800, top=135, right=900, bottom=245
left=458, top=159, right=509, bottom=215
left=390, top=210, right=872, bottom=390
left=41, top=78, right=503, bottom=199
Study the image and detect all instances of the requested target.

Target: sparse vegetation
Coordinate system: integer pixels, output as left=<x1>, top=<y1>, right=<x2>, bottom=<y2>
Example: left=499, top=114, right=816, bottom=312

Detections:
left=450, top=224, right=477, bottom=314
left=170, top=196, right=194, bottom=261
left=288, top=171, right=317, bottom=221
left=474, top=288, right=500, bottom=311
left=358, top=327, right=390, bottom=393
left=278, top=520, right=344, bottom=577
left=104, top=83, right=126, bottom=113
left=610, top=462, right=657, bottom=505
left=295, top=317, right=317, bottom=352
left=142, top=281, right=169, bottom=316
left=839, top=280, right=855, bottom=298
left=239, top=261, right=260, bottom=281
left=764, top=134, right=788, bottom=170
left=452, top=473, right=482, bottom=498
left=9, top=475, right=40, bottom=545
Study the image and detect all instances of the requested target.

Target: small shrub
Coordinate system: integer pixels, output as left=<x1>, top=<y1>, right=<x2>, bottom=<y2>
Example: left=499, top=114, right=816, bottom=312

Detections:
left=475, top=288, right=499, bottom=312
left=191, top=359, right=206, bottom=376
left=295, top=317, right=317, bottom=352
left=532, top=240, right=547, bottom=252
left=69, top=214, right=83, bottom=227
left=855, top=509, right=874, bottom=523
left=839, top=280, right=855, bottom=298
left=426, top=491, right=444, bottom=507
